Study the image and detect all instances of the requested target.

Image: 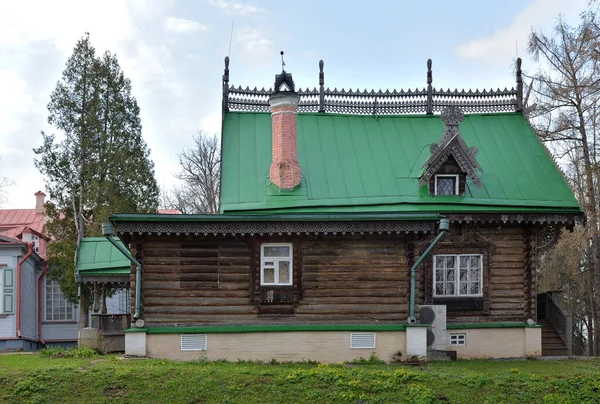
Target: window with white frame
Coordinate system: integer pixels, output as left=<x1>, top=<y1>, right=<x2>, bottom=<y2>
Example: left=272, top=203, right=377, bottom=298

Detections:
left=31, top=235, right=40, bottom=253
left=435, top=174, right=459, bottom=195
left=45, top=278, right=74, bottom=321
left=450, top=333, right=466, bottom=346
left=434, top=254, right=482, bottom=297
left=260, top=243, right=293, bottom=285
left=22, top=232, right=40, bottom=254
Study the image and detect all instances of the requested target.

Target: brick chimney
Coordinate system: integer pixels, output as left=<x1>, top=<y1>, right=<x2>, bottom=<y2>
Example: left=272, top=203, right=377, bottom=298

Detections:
left=269, top=68, right=302, bottom=190
left=34, top=191, right=46, bottom=213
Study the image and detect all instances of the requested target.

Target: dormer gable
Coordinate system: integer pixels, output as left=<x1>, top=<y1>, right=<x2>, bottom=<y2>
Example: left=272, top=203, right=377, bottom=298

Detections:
left=419, top=106, right=482, bottom=195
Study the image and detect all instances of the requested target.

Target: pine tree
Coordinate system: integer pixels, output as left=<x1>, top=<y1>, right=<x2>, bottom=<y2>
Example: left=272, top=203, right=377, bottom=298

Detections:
left=34, top=33, right=159, bottom=325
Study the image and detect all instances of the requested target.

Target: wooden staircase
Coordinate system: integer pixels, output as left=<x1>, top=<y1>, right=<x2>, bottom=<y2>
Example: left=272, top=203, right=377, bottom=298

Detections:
left=538, top=319, right=568, bottom=356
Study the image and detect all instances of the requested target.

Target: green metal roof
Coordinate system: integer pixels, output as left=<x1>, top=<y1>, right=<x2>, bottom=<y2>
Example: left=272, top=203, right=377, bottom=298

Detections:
left=220, top=112, right=582, bottom=214
left=110, top=212, right=441, bottom=222
left=76, top=237, right=130, bottom=276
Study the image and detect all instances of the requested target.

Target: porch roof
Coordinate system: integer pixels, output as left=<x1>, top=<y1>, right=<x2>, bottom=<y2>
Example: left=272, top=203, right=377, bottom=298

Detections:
left=76, top=237, right=130, bottom=279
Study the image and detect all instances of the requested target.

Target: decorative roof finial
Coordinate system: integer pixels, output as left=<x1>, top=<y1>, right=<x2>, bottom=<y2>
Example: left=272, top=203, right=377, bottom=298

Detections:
left=516, top=57, right=523, bottom=112
left=273, top=52, right=295, bottom=93
left=426, top=58, right=433, bottom=114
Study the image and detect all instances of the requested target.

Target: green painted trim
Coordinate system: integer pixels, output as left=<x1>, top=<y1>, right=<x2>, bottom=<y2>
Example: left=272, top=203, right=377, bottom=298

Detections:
left=447, top=322, right=542, bottom=329
left=124, top=324, right=408, bottom=334
left=110, top=212, right=442, bottom=222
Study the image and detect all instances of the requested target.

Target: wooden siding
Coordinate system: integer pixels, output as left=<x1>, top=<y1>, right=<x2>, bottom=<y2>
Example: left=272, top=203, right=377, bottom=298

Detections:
left=137, top=225, right=531, bottom=328
left=20, top=257, right=37, bottom=340
left=41, top=322, right=78, bottom=341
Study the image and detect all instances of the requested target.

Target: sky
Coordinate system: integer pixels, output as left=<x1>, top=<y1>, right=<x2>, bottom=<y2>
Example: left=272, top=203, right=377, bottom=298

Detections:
left=0, top=0, right=589, bottom=209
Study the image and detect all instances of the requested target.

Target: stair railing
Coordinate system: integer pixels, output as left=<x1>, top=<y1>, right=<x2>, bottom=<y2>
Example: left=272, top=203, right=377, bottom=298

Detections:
left=543, top=293, right=573, bottom=356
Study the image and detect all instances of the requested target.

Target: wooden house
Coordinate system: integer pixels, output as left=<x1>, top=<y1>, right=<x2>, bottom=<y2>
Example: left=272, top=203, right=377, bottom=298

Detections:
left=0, top=192, right=79, bottom=350
left=108, top=58, right=582, bottom=362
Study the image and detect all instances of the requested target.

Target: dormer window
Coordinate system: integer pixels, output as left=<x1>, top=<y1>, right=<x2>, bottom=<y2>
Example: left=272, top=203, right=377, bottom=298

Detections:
left=31, top=235, right=40, bottom=253
left=22, top=232, right=40, bottom=254
left=420, top=106, right=482, bottom=196
left=435, top=175, right=459, bottom=195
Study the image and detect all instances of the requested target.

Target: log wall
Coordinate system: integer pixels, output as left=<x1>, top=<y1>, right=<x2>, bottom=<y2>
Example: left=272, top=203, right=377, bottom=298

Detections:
left=134, top=224, right=531, bottom=327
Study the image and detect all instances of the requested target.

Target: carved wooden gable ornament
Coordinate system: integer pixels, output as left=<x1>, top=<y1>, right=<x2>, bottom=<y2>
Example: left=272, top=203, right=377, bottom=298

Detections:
left=420, top=106, right=483, bottom=192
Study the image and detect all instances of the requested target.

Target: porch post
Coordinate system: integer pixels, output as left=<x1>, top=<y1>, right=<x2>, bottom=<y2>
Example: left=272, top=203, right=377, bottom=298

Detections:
left=92, top=282, right=99, bottom=313
left=101, top=284, right=107, bottom=315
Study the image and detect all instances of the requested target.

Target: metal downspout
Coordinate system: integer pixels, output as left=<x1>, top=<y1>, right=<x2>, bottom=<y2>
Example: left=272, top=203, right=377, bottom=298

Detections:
left=407, top=218, right=449, bottom=324
left=102, top=222, right=143, bottom=327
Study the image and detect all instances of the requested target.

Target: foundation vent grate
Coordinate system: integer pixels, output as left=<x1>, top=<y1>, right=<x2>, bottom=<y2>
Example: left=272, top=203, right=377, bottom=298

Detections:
left=181, top=334, right=207, bottom=351
left=350, top=332, right=376, bottom=349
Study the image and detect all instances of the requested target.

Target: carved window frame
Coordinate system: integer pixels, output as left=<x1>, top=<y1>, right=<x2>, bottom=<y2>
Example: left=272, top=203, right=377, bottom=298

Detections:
left=251, top=237, right=303, bottom=313
left=434, top=174, right=459, bottom=196
left=420, top=232, right=494, bottom=314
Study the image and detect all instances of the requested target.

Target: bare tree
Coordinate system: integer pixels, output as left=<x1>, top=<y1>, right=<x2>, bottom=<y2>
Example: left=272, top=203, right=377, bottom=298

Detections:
left=164, top=132, right=221, bottom=214
left=528, top=12, right=600, bottom=354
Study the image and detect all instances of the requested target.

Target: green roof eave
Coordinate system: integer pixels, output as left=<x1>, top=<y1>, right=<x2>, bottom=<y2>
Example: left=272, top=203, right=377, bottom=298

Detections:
left=220, top=201, right=583, bottom=215
left=109, top=212, right=443, bottom=222
left=78, top=268, right=130, bottom=276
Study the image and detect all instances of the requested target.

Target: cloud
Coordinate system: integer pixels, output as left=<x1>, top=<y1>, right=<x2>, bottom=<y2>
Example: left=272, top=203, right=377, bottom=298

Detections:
left=164, top=17, right=208, bottom=33
left=201, top=112, right=222, bottom=135
left=233, top=26, right=275, bottom=66
left=456, top=0, right=587, bottom=65
left=204, top=0, right=268, bottom=15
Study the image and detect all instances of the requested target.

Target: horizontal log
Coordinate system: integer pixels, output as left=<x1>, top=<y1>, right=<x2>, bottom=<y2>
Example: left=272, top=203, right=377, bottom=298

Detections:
left=494, top=247, right=524, bottom=256
left=296, top=304, right=405, bottom=315
left=490, top=290, right=525, bottom=298
left=491, top=254, right=525, bottom=263
left=145, top=305, right=257, bottom=315
left=145, top=289, right=250, bottom=298
left=493, top=240, right=525, bottom=249
left=303, top=288, right=407, bottom=298
left=303, top=265, right=407, bottom=272
left=144, top=265, right=250, bottom=274
left=490, top=268, right=525, bottom=277
left=303, top=273, right=405, bottom=282
left=490, top=303, right=524, bottom=310
left=301, top=297, right=406, bottom=305
left=302, top=281, right=403, bottom=289
left=144, top=281, right=249, bottom=290
left=490, top=276, right=524, bottom=285
left=490, top=262, right=525, bottom=270
left=303, top=256, right=405, bottom=266
left=491, top=297, right=525, bottom=305
left=144, top=297, right=251, bottom=306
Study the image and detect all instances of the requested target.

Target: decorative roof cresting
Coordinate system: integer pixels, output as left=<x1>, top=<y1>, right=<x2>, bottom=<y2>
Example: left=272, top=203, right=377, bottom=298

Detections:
left=223, top=56, right=524, bottom=115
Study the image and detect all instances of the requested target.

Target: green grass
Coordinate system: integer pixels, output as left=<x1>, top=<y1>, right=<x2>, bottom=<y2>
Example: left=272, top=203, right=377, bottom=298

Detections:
left=1, top=354, right=600, bottom=403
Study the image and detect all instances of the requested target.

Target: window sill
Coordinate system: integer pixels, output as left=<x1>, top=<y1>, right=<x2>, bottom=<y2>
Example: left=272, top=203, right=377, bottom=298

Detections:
left=0, top=313, right=10, bottom=318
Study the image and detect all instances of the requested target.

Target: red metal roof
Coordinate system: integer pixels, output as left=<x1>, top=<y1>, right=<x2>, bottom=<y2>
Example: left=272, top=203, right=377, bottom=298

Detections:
left=0, top=209, right=45, bottom=239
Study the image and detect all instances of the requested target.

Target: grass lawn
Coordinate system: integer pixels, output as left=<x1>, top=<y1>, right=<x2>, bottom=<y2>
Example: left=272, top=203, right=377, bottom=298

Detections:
left=1, top=351, right=600, bottom=403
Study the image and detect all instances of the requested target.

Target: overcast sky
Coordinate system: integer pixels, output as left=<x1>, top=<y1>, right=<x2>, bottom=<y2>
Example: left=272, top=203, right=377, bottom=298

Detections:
left=0, top=0, right=588, bottom=209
